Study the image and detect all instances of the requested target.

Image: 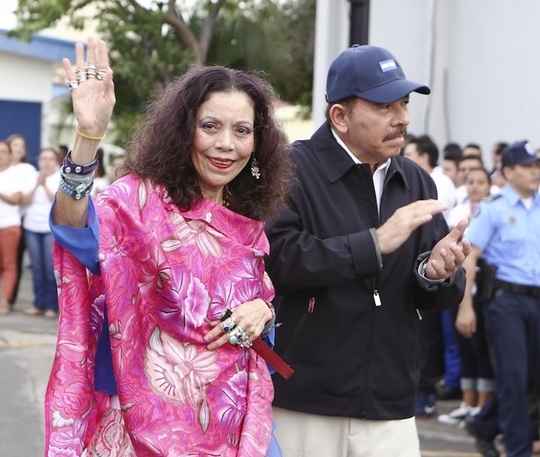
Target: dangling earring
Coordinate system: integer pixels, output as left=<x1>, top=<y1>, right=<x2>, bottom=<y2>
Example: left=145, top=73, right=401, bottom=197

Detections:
left=222, top=185, right=231, bottom=207
left=251, top=156, right=260, bottom=180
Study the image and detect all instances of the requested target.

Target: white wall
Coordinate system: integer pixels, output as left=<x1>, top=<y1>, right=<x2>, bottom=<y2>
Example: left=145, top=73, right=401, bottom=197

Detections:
left=313, top=0, right=540, bottom=163
left=0, top=53, right=53, bottom=102
left=369, top=0, right=540, bottom=159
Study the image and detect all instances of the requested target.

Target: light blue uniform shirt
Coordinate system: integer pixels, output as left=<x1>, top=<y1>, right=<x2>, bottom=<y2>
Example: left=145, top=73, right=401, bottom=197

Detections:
left=467, top=184, right=540, bottom=286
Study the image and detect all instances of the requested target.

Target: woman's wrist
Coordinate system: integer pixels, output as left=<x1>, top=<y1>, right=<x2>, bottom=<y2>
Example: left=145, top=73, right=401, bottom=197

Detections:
left=258, top=299, right=276, bottom=336
left=259, top=298, right=275, bottom=323
left=76, top=125, right=106, bottom=141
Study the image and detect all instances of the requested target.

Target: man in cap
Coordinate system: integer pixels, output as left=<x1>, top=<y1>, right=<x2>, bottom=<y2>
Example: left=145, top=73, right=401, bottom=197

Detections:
left=265, top=44, right=471, bottom=456
left=459, top=140, right=540, bottom=457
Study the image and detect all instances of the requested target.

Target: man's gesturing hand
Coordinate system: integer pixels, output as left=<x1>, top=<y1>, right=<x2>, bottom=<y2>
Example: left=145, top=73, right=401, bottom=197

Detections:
left=424, top=218, right=471, bottom=280
left=376, top=200, right=447, bottom=254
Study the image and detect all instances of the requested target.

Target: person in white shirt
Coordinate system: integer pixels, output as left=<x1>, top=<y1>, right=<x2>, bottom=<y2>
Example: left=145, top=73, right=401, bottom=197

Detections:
left=0, top=141, right=24, bottom=315
left=6, top=133, right=37, bottom=307
left=20, top=148, right=60, bottom=318
left=441, top=167, right=495, bottom=427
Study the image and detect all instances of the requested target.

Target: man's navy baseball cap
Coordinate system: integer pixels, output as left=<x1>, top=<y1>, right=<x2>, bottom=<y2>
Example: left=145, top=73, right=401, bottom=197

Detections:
left=325, top=44, right=430, bottom=104
left=502, top=140, right=539, bottom=167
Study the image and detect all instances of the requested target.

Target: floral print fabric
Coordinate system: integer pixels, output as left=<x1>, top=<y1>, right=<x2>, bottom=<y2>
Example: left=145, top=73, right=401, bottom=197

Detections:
left=44, top=175, right=275, bottom=456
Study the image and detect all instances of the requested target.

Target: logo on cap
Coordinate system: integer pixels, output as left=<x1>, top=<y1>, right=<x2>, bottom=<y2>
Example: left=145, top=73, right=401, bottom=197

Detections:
left=379, top=59, right=397, bottom=72
left=524, top=141, right=535, bottom=156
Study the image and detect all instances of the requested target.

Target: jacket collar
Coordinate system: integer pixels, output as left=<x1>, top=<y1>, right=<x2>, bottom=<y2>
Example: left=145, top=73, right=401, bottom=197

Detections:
left=310, top=122, right=410, bottom=191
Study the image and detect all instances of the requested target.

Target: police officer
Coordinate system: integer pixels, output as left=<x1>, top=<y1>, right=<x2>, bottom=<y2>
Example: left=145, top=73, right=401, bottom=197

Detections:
left=459, top=140, right=540, bottom=457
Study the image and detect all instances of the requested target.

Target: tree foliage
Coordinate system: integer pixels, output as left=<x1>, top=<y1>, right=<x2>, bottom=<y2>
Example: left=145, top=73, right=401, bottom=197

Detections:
left=12, top=0, right=315, bottom=142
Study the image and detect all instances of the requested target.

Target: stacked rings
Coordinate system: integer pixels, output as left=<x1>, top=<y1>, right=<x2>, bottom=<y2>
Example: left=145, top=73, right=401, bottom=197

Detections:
left=229, top=326, right=250, bottom=347
left=75, top=68, right=88, bottom=83
left=221, top=317, right=236, bottom=334
left=86, top=64, right=98, bottom=79
left=68, top=64, right=107, bottom=90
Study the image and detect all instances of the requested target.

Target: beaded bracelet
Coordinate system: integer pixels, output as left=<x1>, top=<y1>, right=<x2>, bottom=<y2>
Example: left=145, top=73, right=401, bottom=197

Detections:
left=76, top=125, right=106, bottom=141
left=61, top=172, right=95, bottom=185
left=59, top=175, right=94, bottom=200
left=62, top=150, right=99, bottom=175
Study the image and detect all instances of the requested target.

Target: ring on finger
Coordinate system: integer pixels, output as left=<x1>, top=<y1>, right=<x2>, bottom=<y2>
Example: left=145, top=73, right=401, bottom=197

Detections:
left=221, top=316, right=236, bottom=333
left=229, top=326, right=241, bottom=345
left=236, top=326, right=249, bottom=343
left=76, top=68, right=87, bottom=83
left=239, top=340, right=252, bottom=349
left=67, top=80, right=79, bottom=91
left=86, top=64, right=98, bottom=79
left=229, top=326, right=248, bottom=345
left=96, top=69, right=106, bottom=81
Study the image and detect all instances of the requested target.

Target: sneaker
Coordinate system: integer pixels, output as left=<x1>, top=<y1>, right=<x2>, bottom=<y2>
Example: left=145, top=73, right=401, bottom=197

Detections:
left=464, top=415, right=500, bottom=457
left=415, top=392, right=436, bottom=418
left=438, top=402, right=473, bottom=425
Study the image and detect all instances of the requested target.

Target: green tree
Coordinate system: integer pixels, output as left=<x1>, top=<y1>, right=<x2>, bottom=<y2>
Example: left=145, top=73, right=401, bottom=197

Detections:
left=12, top=0, right=315, bottom=142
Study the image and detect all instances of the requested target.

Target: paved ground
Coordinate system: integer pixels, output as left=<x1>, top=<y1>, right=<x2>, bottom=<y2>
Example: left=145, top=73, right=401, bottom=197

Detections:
left=0, top=265, right=495, bottom=456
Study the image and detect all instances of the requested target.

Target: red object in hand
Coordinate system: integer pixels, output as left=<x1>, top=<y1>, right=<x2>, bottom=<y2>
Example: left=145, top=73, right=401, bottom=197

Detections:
left=252, top=338, right=294, bottom=379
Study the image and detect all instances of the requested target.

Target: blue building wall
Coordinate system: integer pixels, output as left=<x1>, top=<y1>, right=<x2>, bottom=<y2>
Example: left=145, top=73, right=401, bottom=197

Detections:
left=0, top=30, right=76, bottom=163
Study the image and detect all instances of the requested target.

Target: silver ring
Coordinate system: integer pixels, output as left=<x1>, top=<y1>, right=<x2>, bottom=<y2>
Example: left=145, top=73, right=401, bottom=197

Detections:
left=239, top=340, right=253, bottom=349
left=86, top=64, right=98, bottom=79
left=76, top=68, right=88, bottom=83
left=229, top=326, right=248, bottom=345
left=67, top=80, right=79, bottom=91
left=236, top=326, right=249, bottom=343
left=96, top=69, right=106, bottom=81
left=221, top=316, right=236, bottom=333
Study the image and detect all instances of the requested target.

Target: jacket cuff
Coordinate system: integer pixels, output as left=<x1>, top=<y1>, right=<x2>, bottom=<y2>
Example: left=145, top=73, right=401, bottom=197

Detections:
left=348, top=229, right=382, bottom=278
left=414, top=251, right=456, bottom=291
left=369, top=228, right=383, bottom=270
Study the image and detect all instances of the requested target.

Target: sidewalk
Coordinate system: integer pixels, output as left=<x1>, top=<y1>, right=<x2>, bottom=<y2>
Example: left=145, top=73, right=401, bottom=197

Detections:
left=0, top=264, right=57, bottom=457
left=0, top=265, right=487, bottom=456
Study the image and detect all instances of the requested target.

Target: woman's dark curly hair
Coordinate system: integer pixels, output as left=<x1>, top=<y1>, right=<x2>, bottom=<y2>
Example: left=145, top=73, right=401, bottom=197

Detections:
left=121, top=65, right=294, bottom=221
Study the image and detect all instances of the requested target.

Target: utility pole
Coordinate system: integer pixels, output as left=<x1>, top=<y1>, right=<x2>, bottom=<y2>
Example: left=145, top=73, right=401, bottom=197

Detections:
left=348, top=0, right=370, bottom=45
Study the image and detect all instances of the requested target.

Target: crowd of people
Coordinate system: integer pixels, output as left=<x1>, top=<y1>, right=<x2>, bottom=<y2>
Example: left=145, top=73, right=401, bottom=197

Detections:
left=0, top=37, right=538, bottom=457
left=402, top=133, right=540, bottom=457
left=0, top=137, right=124, bottom=318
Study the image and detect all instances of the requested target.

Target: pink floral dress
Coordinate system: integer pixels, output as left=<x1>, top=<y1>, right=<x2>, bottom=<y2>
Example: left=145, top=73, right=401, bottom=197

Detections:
left=44, top=175, right=275, bottom=456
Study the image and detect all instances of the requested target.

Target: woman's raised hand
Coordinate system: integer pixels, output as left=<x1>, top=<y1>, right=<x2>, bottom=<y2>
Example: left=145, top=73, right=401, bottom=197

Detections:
left=62, top=37, right=116, bottom=138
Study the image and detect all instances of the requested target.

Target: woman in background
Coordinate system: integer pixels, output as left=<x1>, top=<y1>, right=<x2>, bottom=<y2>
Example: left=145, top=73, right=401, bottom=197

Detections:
left=6, top=133, right=36, bottom=307
left=21, top=147, right=60, bottom=318
left=0, top=140, right=23, bottom=315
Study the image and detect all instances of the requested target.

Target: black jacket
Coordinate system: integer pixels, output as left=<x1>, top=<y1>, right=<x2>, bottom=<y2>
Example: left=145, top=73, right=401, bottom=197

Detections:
left=266, top=122, right=465, bottom=420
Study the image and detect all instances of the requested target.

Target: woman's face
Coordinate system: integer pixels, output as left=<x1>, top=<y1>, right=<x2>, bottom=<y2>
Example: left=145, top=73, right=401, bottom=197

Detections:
left=0, top=142, right=11, bottom=170
left=9, top=136, right=27, bottom=164
left=191, top=90, right=255, bottom=202
left=465, top=169, right=491, bottom=204
left=38, top=149, right=58, bottom=175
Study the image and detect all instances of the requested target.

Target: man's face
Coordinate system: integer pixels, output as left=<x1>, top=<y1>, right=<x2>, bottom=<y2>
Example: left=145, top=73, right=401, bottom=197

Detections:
left=335, top=96, right=410, bottom=164
left=504, top=161, right=540, bottom=198
left=442, top=159, right=459, bottom=186
left=458, top=158, right=483, bottom=186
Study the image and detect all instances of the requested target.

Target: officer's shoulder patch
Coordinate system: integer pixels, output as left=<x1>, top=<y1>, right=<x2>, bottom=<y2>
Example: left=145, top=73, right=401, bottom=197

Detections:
left=482, top=194, right=502, bottom=203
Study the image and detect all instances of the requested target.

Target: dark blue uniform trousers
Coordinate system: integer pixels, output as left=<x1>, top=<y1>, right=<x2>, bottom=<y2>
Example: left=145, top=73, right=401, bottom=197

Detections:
left=473, top=291, right=540, bottom=457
